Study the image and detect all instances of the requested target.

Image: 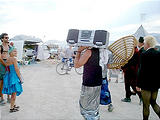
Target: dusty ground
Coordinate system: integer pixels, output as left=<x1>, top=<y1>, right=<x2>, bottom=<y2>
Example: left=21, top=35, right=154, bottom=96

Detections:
left=0, top=60, right=160, bottom=120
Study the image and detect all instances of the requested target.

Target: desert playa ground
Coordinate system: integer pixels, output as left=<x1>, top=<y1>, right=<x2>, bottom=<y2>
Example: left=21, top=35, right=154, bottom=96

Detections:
left=0, top=60, right=160, bottom=120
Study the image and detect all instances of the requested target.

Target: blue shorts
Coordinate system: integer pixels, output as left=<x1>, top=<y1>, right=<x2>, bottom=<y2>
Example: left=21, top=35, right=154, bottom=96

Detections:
left=100, top=78, right=112, bottom=105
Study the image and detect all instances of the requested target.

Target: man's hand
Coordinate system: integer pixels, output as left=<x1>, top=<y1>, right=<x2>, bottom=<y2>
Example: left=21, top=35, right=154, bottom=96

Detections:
left=77, top=46, right=88, bottom=52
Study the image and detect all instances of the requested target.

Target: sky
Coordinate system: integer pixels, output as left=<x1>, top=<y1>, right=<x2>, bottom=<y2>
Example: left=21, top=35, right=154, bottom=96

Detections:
left=0, top=0, right=160, bottom=42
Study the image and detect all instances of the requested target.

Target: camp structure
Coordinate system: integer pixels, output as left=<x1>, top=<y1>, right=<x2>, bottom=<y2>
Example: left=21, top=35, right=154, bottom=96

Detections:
left=10, top=35, right=42, bottom=63
left=133, top=25, right=149, bottom=40
left=133, top=25, right=160, bottom=43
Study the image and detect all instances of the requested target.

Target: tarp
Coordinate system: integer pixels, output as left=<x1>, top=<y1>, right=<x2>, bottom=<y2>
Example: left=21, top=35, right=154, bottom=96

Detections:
left=133, top=25, right=160, bottom=43
left=37, top=45, right=50, bottom=60
left=11, top=41, right=24, bottom=61
left=11, top=35, right=42, bottom=44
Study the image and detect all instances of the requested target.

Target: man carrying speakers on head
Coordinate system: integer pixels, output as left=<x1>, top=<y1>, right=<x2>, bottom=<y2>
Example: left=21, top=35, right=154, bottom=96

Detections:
left=74, top=46, right=102, bottom=120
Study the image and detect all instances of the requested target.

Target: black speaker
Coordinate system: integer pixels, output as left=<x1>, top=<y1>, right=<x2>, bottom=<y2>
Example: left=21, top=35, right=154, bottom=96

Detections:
left=66, top=29, right=79, bottom=45
left=93, top=30, right=108, bottom=46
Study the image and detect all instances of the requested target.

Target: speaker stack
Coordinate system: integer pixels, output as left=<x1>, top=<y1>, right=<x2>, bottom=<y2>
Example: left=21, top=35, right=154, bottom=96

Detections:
left=66, top=29, right=109, bottom=48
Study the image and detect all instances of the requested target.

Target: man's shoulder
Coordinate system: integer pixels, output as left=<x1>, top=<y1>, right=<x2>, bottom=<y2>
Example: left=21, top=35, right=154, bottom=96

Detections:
left=142, top=48, right=160, bottom=56
left=149, top=48, right=160, bottom=53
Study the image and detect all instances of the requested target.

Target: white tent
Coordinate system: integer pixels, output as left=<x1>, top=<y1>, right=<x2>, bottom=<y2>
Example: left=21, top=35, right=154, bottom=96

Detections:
left=11, top=35, right=42, bottom=44
left=11, top=41, right=24, bottom=61
left=133, top=25, right=160, bottom=43
left=133, top=25, right=149, bottom=40
left=44, top=40, right=67, bottom=49
left=37, top=45, right=50, bottom=60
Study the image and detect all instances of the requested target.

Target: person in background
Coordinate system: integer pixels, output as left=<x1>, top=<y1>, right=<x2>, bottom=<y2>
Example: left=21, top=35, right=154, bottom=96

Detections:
left=133, top=37, right=146, bottom=105
left=65, top=46, right=74, bottom=58
left=108, top=69, right=119, bottom=83
left=136, top=35, right=160, bottom=120
left=10, top=42, right=14, bottom=47
left=2, top=46, right=23, bottom=112
left=65, top=46, right=74, bottom=67
left=74, top=46, right=102, bottom=120
left=99, top=49, right=114, bottom=112
left=0, top=33, right=11, bottom=104
left=121, top=39, right=141, bottom=103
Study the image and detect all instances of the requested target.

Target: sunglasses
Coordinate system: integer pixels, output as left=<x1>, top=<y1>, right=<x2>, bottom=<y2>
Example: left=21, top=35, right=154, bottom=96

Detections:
left=3, top=37, right=9, bottom=39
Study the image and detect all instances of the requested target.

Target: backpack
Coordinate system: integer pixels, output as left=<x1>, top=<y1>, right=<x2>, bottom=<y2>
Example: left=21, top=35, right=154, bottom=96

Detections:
left=0, top=44, right=11, bottom=54
left=0, top=45, right=3, bottom=54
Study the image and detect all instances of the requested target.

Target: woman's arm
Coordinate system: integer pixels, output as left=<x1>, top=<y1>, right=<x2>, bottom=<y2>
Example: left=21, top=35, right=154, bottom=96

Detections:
left=12, top=58, right=21, bottom=80
left=74, top=47, right=91, bottom=68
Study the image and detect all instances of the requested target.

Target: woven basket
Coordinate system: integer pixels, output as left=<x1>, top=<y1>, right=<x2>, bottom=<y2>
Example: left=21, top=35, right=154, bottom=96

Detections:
left=108, top=35, right=137, bottom=69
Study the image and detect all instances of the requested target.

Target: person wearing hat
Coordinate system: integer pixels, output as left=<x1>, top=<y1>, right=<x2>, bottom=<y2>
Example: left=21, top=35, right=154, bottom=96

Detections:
left=138, top=37, right=145, bottom=53
left=121, top=39, right=142, bottom=103
left=133, top=37, right=146, bottom=105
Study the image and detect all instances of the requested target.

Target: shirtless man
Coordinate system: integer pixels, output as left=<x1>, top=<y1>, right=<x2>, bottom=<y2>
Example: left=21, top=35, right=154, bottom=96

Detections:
left=0, top=33, right=11, bottom=104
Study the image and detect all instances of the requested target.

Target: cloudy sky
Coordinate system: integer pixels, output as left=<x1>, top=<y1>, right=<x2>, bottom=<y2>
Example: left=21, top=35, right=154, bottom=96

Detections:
left=0, top=0, right=160, bottom=42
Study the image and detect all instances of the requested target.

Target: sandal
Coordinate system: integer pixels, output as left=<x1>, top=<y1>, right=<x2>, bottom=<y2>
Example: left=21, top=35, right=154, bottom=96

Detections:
left=10, top=108, right=19, bottom=113
left=14, top=105, right=20, bottom=109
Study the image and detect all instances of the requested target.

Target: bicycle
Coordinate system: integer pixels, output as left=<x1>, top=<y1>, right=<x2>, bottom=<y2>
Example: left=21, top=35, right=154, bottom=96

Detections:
left=56, top=58, right=83, bottom=75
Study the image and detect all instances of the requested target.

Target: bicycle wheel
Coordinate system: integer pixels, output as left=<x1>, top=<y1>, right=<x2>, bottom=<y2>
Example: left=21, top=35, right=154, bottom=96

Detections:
left=56, top=62, right=68, bottom=75
left=75, top=66, right=83, bottom=75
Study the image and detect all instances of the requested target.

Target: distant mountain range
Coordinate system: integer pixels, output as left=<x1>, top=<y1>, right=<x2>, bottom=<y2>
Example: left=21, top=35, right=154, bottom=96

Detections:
left=109, top=33, right=160, bottom=45
left=109, top=25, right=160, bottom=45
left=150, top=33, right=160, bottom=44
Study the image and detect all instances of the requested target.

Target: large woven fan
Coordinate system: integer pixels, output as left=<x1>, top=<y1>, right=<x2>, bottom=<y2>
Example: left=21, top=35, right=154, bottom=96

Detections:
left=108, top=35, right=137, bottom=69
